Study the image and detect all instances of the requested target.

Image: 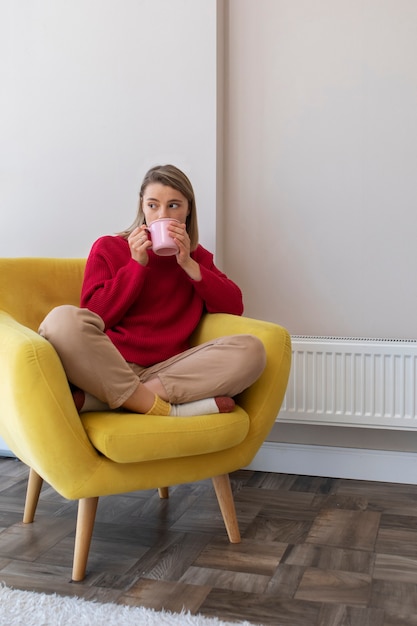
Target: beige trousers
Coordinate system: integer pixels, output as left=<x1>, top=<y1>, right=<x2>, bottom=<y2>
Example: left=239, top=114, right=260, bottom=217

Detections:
left=39, top=305, right=266, bottom=408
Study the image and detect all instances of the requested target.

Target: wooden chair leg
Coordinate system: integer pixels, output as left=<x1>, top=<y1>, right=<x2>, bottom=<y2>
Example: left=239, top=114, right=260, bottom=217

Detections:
left=23, top=468, right=43, bottom=524
left=212, top=474, right=241, bottom=544
left=158, top=487, right=169, bottom=499
left=72, top=496, right=99, bottom=582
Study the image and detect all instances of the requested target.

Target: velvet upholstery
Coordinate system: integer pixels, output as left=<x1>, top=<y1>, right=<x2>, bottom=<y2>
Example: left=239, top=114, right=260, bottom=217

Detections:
left=0, top=257, right=292, bottom=579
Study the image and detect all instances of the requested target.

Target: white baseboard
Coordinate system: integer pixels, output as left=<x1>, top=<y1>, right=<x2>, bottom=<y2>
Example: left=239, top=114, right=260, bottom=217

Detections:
left=246, top=441, right=417, bottom=485
left=0, top=437, right=14, bottom=458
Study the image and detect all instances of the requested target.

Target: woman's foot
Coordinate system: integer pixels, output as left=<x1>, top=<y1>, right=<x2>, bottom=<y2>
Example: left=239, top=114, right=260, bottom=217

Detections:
left=71, top=387, right=85, bottom=412
left=213, top=397, right=236, bottom=413
left=168, top=396, right=235, bottom=417
left=70, top=386, right=110, bottom=413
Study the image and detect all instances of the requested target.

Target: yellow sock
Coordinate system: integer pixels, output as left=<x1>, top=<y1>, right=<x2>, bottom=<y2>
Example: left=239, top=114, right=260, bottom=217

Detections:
left=146, top=394, right=171, bottom=416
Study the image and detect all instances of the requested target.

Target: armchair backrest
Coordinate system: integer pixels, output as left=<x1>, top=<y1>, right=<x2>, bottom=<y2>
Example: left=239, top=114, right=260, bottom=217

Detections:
left=0, top=258, right=86, bottom=330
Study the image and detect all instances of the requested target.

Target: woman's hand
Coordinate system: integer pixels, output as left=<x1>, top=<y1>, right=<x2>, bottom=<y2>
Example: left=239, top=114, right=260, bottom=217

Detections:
left=169, top=221, right=202, bottom=281
left=128, top=226, right=152, bottom=266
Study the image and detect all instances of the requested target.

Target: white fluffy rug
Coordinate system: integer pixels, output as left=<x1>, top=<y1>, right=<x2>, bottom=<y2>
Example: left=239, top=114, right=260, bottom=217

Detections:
left=0, top=585, right=259, bottom=626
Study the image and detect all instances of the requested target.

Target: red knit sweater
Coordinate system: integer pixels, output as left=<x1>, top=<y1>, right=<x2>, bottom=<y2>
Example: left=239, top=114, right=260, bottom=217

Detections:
left=80, top=235, right=244, bottom=366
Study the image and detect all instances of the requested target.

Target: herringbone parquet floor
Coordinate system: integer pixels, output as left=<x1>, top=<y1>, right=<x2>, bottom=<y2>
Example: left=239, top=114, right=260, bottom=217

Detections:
left=1, top=457, right=417, bottom=625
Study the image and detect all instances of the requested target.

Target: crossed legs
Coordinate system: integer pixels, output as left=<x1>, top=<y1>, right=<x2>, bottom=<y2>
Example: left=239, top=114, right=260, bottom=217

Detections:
left=39, top=305, right=266, bottom=415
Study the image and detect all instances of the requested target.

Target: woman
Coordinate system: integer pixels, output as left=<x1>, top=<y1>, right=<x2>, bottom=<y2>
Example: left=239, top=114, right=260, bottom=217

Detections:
left=39, top=164, right=266, bottom=416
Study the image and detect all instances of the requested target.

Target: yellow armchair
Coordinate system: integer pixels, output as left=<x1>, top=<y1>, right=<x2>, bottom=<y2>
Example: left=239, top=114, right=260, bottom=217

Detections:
left=0, top=258, right=291, bottom=581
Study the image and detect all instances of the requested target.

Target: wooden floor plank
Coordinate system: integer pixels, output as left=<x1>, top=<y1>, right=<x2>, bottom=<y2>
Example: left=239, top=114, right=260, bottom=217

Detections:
left=120, top=577, right=212, bottom=613
left=306, top=509, right=381, bottom=551
left=294, top=568, right=372, bottom=606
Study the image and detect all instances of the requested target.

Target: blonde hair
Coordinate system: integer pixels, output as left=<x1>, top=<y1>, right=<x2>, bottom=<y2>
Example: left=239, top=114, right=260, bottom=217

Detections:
left=118, top=164, right=199, bottom=251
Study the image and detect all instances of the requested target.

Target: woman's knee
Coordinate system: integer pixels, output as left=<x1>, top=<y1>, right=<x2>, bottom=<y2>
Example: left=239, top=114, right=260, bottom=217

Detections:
left=218, top=334, right=266, bottom=395
left=38, top=305, right=104, bottom=346
left=39, top=305, right=79, bottom=340
left=238, top=334, right=267, bottom=382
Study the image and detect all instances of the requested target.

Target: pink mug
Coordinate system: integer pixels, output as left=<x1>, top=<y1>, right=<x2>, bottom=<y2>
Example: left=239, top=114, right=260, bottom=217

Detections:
left=146, top=218, right=179, bottom=256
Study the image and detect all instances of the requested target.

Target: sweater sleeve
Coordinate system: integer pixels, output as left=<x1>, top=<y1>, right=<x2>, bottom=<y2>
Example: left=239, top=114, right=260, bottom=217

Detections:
left=81, top=236, right=148, bottom=329
left=190, top=246, right=244, bottom=315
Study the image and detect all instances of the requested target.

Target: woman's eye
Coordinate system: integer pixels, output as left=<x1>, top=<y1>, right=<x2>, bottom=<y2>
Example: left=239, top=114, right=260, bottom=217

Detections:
left=169, top=203, right=179, bottom=209
left=148, top=203, right=157, bottom=209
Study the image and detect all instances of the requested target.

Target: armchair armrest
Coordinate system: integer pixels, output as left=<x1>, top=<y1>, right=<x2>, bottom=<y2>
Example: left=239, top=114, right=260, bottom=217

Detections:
left=192, top=313, right=292, bottom=462
left=0, top=311, right=101, bottom=494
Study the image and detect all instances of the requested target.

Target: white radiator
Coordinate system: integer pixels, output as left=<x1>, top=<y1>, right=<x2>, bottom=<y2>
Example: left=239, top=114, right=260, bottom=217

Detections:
left=280, top=336, right=417, bottom=430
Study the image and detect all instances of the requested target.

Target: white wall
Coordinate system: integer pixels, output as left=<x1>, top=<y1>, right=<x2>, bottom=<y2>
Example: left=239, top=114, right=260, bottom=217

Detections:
left=0, top=0, right=219, bottom=258
left=224, top=0, right=417, bottom=341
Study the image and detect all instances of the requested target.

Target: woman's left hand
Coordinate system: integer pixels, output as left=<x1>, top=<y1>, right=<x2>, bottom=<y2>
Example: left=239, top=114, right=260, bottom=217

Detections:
left=168, top=221, right=202, bottom=281
left=169, top=221, right=190, bottom=260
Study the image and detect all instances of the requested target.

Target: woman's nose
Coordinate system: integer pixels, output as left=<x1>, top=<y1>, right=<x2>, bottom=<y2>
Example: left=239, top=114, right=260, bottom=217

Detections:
left=159, top=206, right=169, bottom=218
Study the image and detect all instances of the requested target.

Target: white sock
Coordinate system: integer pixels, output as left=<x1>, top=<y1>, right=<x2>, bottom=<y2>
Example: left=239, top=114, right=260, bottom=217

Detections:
left=169, top=398, right=220, bottom=417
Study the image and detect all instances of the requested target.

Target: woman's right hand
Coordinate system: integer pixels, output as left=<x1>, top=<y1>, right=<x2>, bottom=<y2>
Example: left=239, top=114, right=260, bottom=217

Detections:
left=128, top=226, right=152, bottom=265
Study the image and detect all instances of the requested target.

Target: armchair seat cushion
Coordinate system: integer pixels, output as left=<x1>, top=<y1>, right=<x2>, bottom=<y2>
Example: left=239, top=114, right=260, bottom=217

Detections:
left=80, top=408, right=250, bottom=463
